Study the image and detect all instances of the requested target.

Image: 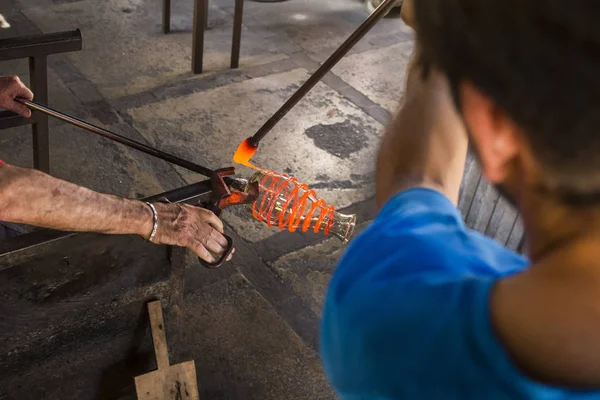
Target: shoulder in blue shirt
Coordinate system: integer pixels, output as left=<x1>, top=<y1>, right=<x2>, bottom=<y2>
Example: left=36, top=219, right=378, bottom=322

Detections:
left=320, top=188, right=600, bottom=400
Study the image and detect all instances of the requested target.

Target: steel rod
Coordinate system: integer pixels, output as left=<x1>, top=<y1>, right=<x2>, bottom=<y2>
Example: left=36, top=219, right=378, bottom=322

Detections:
left=248, top=0, right=398, bottom=147
left=17, top=99, right=214, bottom=177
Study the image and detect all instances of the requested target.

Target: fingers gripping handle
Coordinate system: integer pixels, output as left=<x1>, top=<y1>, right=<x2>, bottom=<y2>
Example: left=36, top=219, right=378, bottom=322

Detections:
left=198, top=234, right=234, bottom=269
left=155, top=197, right=233, bottom=269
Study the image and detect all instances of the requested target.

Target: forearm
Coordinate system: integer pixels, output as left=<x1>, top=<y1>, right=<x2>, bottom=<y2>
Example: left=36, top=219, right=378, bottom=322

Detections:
left=0, top=164, right=152, bottom=236
left=375, top=48, right=468, bottom=208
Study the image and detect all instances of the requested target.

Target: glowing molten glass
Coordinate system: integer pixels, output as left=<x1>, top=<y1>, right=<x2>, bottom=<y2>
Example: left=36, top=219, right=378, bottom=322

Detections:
left=244, top=170, right=356, bottom=244
left=233, top=138, right=260, bottom=170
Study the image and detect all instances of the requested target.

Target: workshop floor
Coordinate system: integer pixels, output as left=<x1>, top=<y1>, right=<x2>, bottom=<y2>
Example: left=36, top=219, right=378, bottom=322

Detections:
left=0, top=0, right=413, bottom=398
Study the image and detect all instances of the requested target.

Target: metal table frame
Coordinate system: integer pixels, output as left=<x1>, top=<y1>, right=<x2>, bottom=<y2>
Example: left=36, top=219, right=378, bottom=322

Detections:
left=0, top=29, right=83, bottom=173
left=163, top=0, right=245, bottom=74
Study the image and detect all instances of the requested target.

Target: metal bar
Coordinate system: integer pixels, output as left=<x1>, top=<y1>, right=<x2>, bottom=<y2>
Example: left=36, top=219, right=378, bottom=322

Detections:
left=19, top=99, right=215, bottom=177
left=248, top=0, right=398, bottom=147
left=162, top=0, right=171, bottom=34
left=192, top=0, right=208, bottom=74
left=0, top=29, right=82, bottom=62
left=29, top=56, right=50, bottom=173
left=230, top=0, right=244, bottom=69
left=0, top=110, right=40, bottom=130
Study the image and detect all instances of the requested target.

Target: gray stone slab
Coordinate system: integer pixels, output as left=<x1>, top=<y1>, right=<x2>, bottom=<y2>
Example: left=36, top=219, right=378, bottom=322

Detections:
left=0, top=268, right=334, bottom=399
left=332, top=40, right=414, bottom=113
left=242, top=8, right=359, bottom=57
left=0, top=5, right=40, bottom=37
left=0, top=63, right=83, bottom=127
left=126, top=68, right=382, bottom=242
left=269, top=222, right=370, bottom=316
left=23, top=0, right=287, bottom=99
left=176, top=273, right=335, bottom=399
left=0, top=119, right=170, bottom=199
left=66, top=79, right=104, bottom=103
left=222, top=0, right=411, bottom=61
left=0, top=59, right=29, bottom=77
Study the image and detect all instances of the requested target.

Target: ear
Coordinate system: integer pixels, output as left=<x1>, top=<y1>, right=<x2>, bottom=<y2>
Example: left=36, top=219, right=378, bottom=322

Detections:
left=459, top=81, right=520, bottom=184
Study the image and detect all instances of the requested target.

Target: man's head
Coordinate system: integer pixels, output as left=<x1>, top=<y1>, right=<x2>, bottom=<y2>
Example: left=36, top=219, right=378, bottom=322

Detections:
left=414, top=0, right=600, bottom=206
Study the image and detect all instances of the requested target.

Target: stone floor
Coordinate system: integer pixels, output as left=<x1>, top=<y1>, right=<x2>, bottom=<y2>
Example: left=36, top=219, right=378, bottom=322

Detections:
left=0, top=0, right=414, bottom=398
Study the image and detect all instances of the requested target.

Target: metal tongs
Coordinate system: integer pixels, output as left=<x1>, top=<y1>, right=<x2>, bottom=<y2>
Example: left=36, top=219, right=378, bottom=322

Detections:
left=16, top=98, right=258, bottom=268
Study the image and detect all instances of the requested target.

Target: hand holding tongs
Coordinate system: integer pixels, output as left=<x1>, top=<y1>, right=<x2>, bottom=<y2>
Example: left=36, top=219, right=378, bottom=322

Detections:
left=16, top=98, right=258, bottom=268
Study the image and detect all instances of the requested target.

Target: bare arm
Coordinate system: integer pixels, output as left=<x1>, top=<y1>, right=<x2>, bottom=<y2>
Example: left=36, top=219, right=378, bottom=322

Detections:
left=0, top=164, right=231, bottom=263
left=0, top=164, right=153, bottom=234
left=0, top=76, right=230, bottom=263
left=375, top=46, right=468, bottom=208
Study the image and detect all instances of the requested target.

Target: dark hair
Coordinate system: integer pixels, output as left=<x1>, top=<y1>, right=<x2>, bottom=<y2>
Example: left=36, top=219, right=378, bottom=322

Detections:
left=414, top=0, right=600, bottom=200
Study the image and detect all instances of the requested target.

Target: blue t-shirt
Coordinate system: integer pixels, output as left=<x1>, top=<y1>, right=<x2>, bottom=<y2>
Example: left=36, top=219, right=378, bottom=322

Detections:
left=320, top=188, right=600, bottom=399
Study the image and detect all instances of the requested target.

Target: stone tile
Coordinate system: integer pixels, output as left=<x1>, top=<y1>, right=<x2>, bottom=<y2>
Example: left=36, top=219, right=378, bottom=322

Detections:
left=0, top=59, right=30, bottom=77
left=48, top=55, right=87, bottom=84
left=243, top=57, right=298, bottom=79
left=177, top=273, right=335, bottom=399
left=23, top=0, right=287, bottom=99
left=0, top=5, right=40, bottom=37
left=0, top=67, right=90, bottom=133
left=17, top=0, right=54, bottom=8
left=66, top=79, right=104, bottom=103
left=126, top=68, right=383, bottom=242
left=216, top=0, right=398, bottom=60
left=0, top=119, right=169, bottom=199
left=269, top=221, right=371, bottom=316
left=337, top=5, right=414, bottom=42
left=239, top=4, right=360, bottom=57
left=332, top=40, right=414, bottom=112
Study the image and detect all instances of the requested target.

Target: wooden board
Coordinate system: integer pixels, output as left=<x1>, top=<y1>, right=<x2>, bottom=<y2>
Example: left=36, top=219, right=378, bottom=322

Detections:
left=459, top=157, right=526, bottom=253
left=135, top=361, right=198, bottom=400
left=135, top=301, right=199, bottom=400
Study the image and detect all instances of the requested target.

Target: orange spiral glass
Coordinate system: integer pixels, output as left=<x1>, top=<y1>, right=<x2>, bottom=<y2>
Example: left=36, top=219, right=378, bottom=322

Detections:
left=245, top=171, right=356, bottom=243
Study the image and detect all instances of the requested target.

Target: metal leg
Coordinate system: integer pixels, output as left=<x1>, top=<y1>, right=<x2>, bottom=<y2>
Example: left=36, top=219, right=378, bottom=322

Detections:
left=29, top=56, right=50, bottom=173
left=231, top=0, right=244, bottom=69
left=162, top=0, right=171, bottom=34
left=192, top=0, right=208, bottom=74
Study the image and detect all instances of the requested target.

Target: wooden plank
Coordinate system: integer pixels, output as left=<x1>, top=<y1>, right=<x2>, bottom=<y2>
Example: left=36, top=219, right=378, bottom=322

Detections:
left=135, top=301, right=200, bottom=400
left=457, top=154, right=481, bottom=219
left=464, top=173, right=489, bottom=228
left=506, top=217, right=525, bottom=252
left=135, top=361, right=198, bottom=400
left=457, top=154, right=526, bottom=253
left=472, top=183, right=501, bottom=233
left=484, top=196, right=513, bottom=240
left=148, top=301, right=170, bottom=371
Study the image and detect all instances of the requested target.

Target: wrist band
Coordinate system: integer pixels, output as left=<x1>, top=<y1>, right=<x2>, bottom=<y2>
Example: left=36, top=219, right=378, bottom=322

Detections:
left=145, top=202, right=158, bottom=242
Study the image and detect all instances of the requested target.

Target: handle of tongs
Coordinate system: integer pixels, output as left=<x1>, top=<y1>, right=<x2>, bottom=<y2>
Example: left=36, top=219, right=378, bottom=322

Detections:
left=198, top=234, right=234, bottom=269
left=156, top=197, right=233, bottom=269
